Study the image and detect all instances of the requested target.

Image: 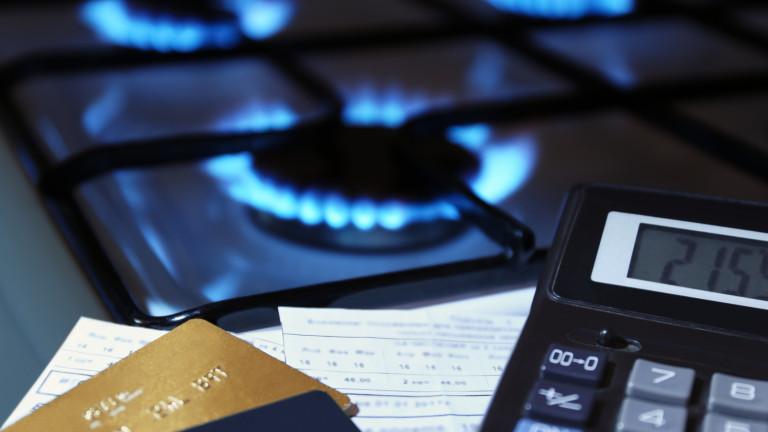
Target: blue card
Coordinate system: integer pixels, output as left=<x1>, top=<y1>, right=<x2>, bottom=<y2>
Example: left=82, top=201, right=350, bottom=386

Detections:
left=183, top=391, right=360, bottom=431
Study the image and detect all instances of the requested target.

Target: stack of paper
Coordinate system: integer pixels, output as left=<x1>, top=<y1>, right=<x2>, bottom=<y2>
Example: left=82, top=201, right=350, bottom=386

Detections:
left=2, top=289, right=533, bottom=432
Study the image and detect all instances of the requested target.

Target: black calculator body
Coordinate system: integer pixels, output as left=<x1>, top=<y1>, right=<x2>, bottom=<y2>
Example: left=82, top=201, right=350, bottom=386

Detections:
left=482, top=185, right=768, bottom=432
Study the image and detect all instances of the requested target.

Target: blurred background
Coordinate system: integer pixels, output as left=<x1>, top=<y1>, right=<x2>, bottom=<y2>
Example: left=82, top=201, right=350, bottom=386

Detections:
left=0, top=0, right=766, bottom=420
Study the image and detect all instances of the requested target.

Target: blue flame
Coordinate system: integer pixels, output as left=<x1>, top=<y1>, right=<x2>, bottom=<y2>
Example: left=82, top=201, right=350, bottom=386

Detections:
left=447, top=123, right=537, bottom=204
left=204, top=153, right=459, bottom=231
left=81, top=0, right=240, bottom=52
left=486, top=0, right=634, bottom=19
left=213, top=103, right=299, bottom=133
left=447, top=123, right=491, bottom=151
left=343, top=85, right=451, bottom=128
left=226, top=0, right=295, bottom=40
left=204, top=123, right=535, bottom=232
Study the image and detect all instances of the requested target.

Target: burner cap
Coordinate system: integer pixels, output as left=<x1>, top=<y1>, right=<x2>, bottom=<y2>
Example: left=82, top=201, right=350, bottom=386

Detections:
left=251, top=127, right=479, bottom=203
left=126, top=0, right=234, bottom=20
left=246, top=127, right=480, bottom=251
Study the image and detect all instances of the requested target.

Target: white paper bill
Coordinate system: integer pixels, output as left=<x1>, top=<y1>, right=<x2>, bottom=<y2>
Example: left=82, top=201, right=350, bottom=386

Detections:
left=279, top=307, right=526, bottom=432
left=3, top=287, right=534, bottom=430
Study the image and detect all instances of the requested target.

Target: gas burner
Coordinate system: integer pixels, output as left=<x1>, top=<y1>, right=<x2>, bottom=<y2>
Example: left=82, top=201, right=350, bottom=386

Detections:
left=207, top=127, right=479, bottom=251
left=81, top=0, right=241, bottom=52
left=205, top=122, right=538, bottom=251
left=486, top=0, right=634, bottom=19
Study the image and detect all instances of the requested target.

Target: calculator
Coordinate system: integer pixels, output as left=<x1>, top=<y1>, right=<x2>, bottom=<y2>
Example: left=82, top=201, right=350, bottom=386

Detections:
left=481, top=185, right=768, bottom=432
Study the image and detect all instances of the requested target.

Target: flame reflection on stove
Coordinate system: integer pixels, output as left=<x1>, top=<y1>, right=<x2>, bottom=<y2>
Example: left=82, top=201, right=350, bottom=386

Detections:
left=80, top=0, right=240, bottom=52
left=83, top=87, right=125, bottom=137
left=146, top=299, right=178, bottom=316
left=486, top=0, right=634, bottom=19
left=343, top=86, right=452, bottom=128
left=81, top=93, right=298, bottom=141
left=204, top=123, right=536, bottom=232
left=213, top=102, right=299, bottom=132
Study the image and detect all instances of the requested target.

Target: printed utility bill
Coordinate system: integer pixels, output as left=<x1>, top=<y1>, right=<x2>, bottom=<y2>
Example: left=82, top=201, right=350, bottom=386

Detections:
left=279, top=307, right=526, bottom=432
left=3, top=295, right=532, bottom=431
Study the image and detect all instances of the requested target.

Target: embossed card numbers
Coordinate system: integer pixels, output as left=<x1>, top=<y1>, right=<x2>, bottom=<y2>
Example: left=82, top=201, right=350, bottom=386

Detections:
left=3, top=320, right=356, bottom=432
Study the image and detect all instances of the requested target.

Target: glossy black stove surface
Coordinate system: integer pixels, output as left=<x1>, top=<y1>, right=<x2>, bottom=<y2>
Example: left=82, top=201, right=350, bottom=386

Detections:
left=0, top=0, right=766, bottom=325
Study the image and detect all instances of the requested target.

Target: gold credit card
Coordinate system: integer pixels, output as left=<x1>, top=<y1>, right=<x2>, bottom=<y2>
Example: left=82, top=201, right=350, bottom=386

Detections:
left=4, top=319, right=356, bottom=432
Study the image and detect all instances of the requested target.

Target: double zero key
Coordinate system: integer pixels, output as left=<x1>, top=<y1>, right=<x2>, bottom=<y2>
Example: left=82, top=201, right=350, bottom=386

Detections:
left=541, top=344, right=608, bottom=386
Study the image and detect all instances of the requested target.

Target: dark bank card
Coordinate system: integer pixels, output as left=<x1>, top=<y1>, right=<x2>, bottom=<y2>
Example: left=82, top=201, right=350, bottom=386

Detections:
left=184, top=391, right=361, bottom=431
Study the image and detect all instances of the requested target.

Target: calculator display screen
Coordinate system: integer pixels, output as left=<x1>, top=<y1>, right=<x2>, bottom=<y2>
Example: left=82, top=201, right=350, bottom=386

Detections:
left=628, top=225, right=768, bottom=301
left=591, top=212, right=768, bottom=311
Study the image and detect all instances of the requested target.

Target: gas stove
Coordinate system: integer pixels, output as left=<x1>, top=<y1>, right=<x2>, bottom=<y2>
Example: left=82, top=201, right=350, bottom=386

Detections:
left=0, top=0, right=767, bottom=414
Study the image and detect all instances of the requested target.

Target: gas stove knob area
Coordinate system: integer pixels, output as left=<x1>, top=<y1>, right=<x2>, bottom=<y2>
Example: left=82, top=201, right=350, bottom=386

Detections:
left=482, top=185, right=768, bottom=432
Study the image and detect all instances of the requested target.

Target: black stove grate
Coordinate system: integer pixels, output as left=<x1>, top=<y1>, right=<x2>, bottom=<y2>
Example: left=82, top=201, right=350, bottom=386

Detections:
left=0, top=0, right=766, bottom=328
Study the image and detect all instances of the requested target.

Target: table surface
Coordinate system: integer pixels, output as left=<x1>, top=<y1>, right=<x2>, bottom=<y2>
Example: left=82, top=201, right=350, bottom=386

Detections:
left=0, top=131, right=108, bottom=421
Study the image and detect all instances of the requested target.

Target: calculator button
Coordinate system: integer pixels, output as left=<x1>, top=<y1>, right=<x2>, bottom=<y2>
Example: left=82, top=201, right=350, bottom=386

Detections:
left=701, top=413, right=768, bottom=432
left=541, top=344, right=607, bottom=386
left=708, top=374, right=768, bottom=420
left=626, top=359, right=695, bottom=404
left=514, top=419, right=584, bottom=432
left=615, top=398, right=687, bottom=432
left=525, top=380, right=595, bottom=425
